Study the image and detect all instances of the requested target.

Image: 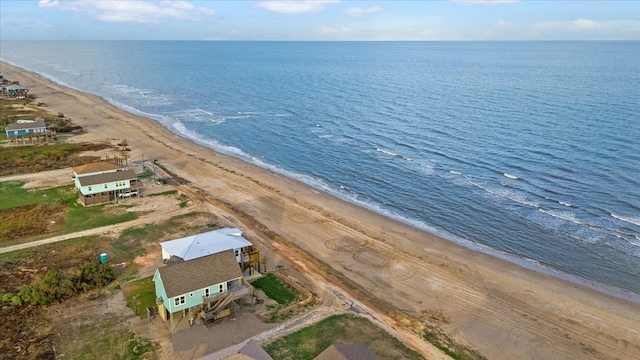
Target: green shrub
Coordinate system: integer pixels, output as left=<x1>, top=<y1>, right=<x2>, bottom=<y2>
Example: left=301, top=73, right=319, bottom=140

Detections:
left=5, top=262, right=117, bottom=306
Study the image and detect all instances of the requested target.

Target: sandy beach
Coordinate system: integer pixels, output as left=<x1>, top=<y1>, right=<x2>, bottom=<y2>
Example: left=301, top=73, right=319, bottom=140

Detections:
left=2, top=60, right=639, bottom=359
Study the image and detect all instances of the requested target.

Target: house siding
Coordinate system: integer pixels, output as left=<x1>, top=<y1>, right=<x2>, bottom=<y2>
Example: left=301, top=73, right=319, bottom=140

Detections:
left=154, top=269, right=229, bottom=314
left=79, top=179, right=132, bottom=196
left=6, top=127, right=49, bottom=138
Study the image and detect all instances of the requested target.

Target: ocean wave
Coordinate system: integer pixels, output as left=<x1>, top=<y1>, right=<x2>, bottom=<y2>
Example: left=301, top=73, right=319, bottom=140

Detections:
left=559, top=201, right=575, bottom=207
left=376, top=148, right=398, bottom=157
left=503, top=173, right=519, bottom=180
left=611, top=213, right=640, bottom=227
left=470, top=181, right=539, bottom=208
left=538, top=209, right=583, bottom=225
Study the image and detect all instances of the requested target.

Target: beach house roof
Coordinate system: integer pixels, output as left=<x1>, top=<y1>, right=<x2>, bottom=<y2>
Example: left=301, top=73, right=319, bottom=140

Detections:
left=314, top=344, right=382, bottom=360
left=157, top=250, right=242, bottom=298
left=77, top=169, right=137, bottom=187
left=160, top=228, right=252, bottom=261
left=5, top=119, right=46, bottom=131
left=7, top=84, right=27, bottom=91
left=73, top=161, right=123, bottom=175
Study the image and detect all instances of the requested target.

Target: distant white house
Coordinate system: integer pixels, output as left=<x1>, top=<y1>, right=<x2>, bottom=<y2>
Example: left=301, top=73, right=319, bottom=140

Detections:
left=72, top=161, right=140, bottom=206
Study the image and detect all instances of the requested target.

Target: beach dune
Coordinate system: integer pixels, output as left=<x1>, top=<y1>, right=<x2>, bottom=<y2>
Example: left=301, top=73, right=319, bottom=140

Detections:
left=2, top=61, right=639, bottom=360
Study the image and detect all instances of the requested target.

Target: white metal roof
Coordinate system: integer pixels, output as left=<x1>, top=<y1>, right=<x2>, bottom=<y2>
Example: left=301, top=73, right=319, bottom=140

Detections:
left=160, top=227, right=252, bottom=261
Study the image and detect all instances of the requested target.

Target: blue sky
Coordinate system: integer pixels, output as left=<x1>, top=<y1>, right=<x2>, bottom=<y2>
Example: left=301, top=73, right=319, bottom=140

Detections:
left=1, top=0, right=639, bottom=40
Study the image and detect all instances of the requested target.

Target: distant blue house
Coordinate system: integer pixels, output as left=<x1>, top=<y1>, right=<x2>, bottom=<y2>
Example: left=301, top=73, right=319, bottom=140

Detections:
left=5, top=119, right=49, bottom=138
left=1, top=84, right=28, bottom=97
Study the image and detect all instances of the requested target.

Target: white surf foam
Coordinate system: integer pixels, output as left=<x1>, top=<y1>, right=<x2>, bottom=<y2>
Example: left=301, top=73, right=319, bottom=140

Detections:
left=611, top=213, right=640, bottom=227
left=470, top=181, right=539, bottom=208
left=538, top=209, right=583, bottom=225
left=376, top=148, right=398, bottom=157
left=503, top=173, right=519, bottom=180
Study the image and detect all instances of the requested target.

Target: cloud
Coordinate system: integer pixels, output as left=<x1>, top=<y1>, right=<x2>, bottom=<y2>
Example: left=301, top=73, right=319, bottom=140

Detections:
left=533, top=18, right=605, bottom=31
left=530, top=18, right=640, bottom=39
left=255, top=0, right=340, bottom=14
left=345, top=6, right=384, bottom=17
left=450, top=0, right=519, bottom=4
left=314, top=26, right=355, bottom=35
left=494, top=20, right=512, bottom=29
left=37, top=0, right=215, bottom=24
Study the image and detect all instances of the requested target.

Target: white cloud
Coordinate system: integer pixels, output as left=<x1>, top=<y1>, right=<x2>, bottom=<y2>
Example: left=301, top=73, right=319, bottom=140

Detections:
left=314, top=26, right=355, bottom=34
left=530, top=18, right=640, bottom=39
left=345, top=6, right=384, bottom=17
left=533, top=18, right=605, bottom=31
left=255, top=0, right=340, bottom=14
left=450, top=0, right=519, bottom=4
left=495, top=20, right=512, bottom=29
left=37, top=0, right=215, bottom=24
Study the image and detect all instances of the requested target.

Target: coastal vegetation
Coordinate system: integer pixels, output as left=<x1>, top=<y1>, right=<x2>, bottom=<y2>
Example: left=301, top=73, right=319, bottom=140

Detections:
left=0, top=182, right=138, bottom=245
left=263, top=313, right=423, bottom=360
left=0, top=98, right=82, bottom=136
left=122, top=276, right=156, bottom=319
left=423, top=331, right=482, bottom=360
left=0, top=212, right=218, bottom=359
left=2, top=262, right=117, bottom=306
left=70, top=331, right=157, bottom=360
left=0, top=142, right=111, bottom=176
left=251, top=272, right=296, bottom=305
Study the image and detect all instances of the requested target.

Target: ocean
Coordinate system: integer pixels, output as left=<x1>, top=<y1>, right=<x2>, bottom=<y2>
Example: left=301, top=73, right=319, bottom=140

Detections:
left=1, top=41, right=639, bottom=299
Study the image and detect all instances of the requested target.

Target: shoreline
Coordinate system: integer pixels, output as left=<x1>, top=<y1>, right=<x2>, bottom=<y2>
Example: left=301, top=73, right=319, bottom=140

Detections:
left=2, top=60, right=639, bottom=359
left=4, top=59, right=638, bottom=303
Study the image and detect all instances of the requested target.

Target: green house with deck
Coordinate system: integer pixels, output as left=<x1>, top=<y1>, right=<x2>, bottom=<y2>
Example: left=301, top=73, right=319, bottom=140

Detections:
left=153, top=249, right=253, bottom=333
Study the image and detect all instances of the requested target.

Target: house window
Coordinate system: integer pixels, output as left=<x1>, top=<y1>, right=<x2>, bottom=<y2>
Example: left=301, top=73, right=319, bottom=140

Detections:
left=104, top=184, right=108, bottom=189
left=174, top=295, right=185, bottom=306
left=218, top=284, right=224, bottom=293
left=88, top=186, right=92, bottom=191
left=190, top=293, right=194, bottom=297
left=204, top=288, right=210, bottom=298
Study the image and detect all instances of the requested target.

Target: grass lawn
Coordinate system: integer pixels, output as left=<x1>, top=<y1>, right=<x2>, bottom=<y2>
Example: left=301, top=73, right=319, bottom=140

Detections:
left=0, top=182, right=138, bottom=245
left=264, top=313, right=423, bottom=360
left=123, top=276, right=157, bottom=319
left=0, top=181, right=74, bottom=210
left=251, top=273, right=297, bottom=305
left=66, top=330, right=158, bottom=360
